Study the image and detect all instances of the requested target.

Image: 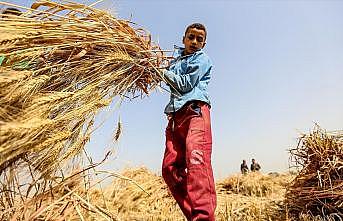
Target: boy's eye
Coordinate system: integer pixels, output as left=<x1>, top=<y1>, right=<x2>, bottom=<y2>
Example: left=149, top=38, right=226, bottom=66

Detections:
left=197, top=37, right=204, bottom=42
left=187, top=34, right=204, bottom=43
left=188, top=35, right=195, bottom=40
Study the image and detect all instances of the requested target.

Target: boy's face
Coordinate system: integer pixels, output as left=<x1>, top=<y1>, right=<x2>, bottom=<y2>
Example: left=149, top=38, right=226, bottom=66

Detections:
left=183, top=28, right=206, bottom=55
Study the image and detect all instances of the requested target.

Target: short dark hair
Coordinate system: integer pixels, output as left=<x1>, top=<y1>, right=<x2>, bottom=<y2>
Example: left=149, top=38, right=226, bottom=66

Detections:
left=2, top=7, right=22, bottom=16
left=184, top=23, right=207, bottom=40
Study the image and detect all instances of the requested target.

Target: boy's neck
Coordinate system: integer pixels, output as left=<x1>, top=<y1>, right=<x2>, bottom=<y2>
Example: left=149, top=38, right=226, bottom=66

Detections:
left=181, top=48, right=200, bottom=56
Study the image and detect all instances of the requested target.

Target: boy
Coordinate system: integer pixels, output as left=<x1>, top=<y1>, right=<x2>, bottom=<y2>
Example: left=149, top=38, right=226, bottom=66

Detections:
left=161, top=23, right=216, bottom=221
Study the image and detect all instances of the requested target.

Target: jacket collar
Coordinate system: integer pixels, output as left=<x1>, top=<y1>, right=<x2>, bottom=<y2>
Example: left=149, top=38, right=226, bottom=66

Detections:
left=174, top=45, right=203, bottom=59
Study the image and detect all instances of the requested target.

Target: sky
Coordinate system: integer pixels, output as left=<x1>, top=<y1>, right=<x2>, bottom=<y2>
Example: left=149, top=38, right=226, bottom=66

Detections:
left=3, top=0, right=343, bottom=179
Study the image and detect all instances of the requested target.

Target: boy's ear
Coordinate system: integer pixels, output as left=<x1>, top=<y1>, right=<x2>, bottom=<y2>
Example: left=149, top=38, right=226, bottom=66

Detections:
left=202, top=42, right=206, bottom=48
left=182, top=36, right=185, bottom=44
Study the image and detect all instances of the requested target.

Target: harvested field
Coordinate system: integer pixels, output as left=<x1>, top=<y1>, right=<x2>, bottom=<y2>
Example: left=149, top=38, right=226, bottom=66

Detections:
left=105, top=168, right=293, bottom=221
left=2, top=165, right=341, bottom=220
left=3, top=167, right=290, bottom=221
left=0, top=1, right=341, bottom=221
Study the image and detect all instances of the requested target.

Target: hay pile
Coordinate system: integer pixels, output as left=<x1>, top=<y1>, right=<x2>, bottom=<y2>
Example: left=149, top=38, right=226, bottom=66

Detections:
left=106, top=167, right=184, bottom=221
left=215, top=172, right=292, bottom=220
left=217, top=172, right=290, bottom=197
left=286, top=127, right=343, bottom=219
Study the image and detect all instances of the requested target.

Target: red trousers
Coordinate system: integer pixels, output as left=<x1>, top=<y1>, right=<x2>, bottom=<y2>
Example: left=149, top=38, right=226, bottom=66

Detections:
left=162, top=101, right=216, bottom=221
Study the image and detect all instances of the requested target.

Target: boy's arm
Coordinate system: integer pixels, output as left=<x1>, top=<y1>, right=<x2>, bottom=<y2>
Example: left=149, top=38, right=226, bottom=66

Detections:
left=163, top=55, right=211, bottom=93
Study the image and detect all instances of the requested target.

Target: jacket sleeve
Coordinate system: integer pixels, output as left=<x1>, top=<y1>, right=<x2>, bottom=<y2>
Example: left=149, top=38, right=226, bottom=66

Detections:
left=163, top=55, right=211, bottom=93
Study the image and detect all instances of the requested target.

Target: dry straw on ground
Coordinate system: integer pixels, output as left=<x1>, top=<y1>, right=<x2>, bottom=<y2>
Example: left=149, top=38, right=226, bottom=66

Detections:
left=105, top=167, right=184, bottom=221
left=103, top=167, right=293, bottom=221
left=0, top=0, right=168, bottom=219
left=1, top=164, right=294, bottom=220
left=286, top=127, right=343, bottom=220
left=217, top=171, right=291, bottom=197
left=216, top=172, right=293, bottom=221
left=105, top=170, right=289, bottom=221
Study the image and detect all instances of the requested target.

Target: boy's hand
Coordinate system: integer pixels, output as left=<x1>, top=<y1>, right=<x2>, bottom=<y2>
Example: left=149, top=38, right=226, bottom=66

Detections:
left=161, top=68, right=170, bottom=80
left=160, top=68, right=166, bottom=75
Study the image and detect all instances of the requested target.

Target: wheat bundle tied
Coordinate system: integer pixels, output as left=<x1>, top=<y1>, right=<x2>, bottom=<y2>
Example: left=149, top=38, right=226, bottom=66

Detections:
left=286, top=127, right=343, bottom=219
left=0, top=0, right=167, bottom=184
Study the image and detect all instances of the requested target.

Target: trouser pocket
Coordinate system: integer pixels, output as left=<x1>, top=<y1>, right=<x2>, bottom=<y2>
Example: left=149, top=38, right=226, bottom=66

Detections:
left=189, top=102, right=202, bottom=116
left=176, top=102, right=202, bottom=128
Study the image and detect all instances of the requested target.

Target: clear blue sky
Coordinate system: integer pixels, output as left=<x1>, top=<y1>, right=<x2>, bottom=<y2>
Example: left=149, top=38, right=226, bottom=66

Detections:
left=4, top=0, right=343, bottom=179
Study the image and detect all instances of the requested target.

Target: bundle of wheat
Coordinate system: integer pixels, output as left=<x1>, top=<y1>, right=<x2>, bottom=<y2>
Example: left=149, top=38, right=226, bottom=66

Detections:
left=0, top=1, right=166, bottom=180
left=0, top=0, right=167, bottom=218
left=286, top=127, right=343, bottom=219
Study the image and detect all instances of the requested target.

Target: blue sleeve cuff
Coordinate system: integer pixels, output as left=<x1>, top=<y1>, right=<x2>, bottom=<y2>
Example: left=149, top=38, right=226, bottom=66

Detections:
left=163, top=70, right=177, bottom=87
left=163, top=70, right=174, bottom=81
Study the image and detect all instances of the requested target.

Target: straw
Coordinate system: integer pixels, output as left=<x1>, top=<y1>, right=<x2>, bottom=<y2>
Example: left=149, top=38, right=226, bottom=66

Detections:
left=286, top=126, right=343, bottom=219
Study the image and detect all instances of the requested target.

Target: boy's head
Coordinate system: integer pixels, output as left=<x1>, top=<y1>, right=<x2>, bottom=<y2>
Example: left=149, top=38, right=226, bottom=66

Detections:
left=182, top=23, right=207, bottom=55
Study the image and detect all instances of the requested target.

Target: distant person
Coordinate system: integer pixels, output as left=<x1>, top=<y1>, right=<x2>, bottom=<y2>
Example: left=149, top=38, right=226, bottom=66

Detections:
left=240, top=160, right=249, bottom=174
left=250, top=158, right=261, bottom=172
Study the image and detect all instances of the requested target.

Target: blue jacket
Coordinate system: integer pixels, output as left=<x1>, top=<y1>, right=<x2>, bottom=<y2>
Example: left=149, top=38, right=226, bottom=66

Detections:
left=163, top=48, right=212, bottom=114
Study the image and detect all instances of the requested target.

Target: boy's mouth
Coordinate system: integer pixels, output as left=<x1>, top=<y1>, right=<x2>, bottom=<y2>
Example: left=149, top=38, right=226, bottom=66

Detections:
left=190, top=46, right=197, bottom=51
